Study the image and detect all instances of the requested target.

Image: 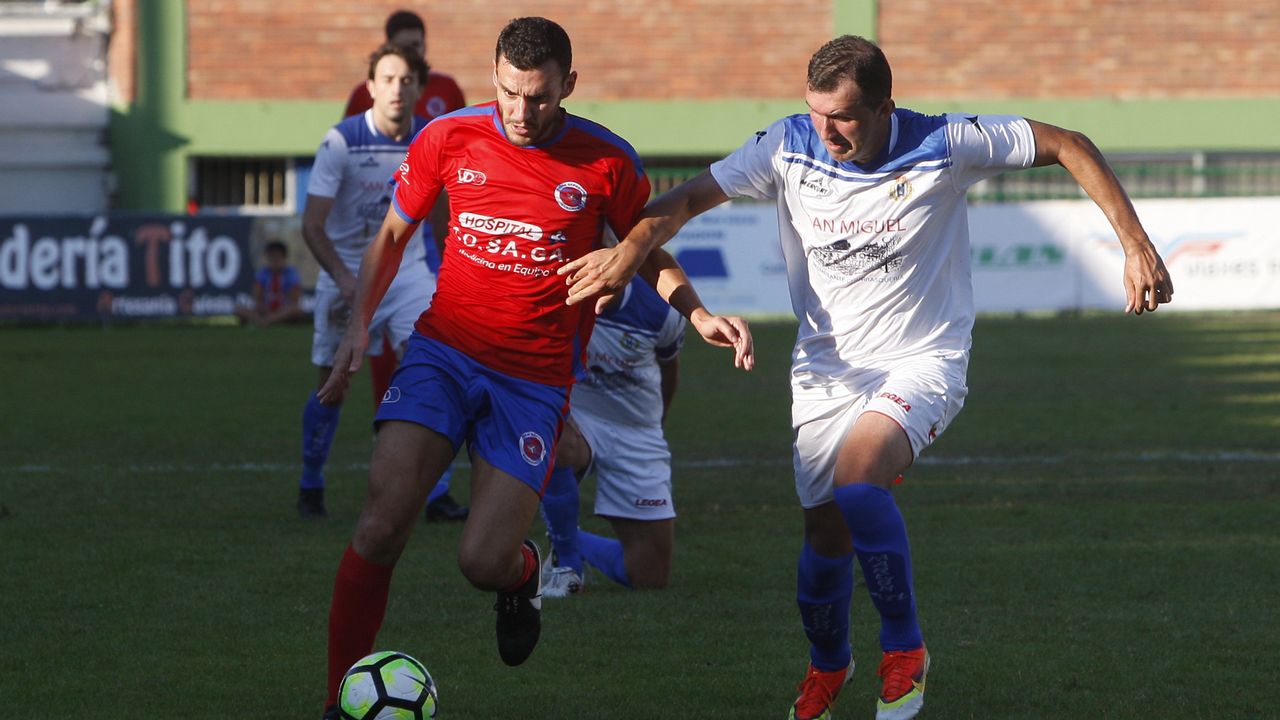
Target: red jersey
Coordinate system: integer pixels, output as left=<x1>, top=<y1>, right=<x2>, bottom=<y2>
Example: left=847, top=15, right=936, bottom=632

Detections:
left=343, top=71, right=466, bottom=121
left=392, top=102, right=652, bottom=386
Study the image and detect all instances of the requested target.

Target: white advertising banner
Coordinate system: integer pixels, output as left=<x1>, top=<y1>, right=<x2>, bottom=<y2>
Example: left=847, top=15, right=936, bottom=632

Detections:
left=665, top=203, right=792, bottom=315
left=1067, top=197, right=1280, bottom=311
left=968, top=202, right=1083, bottom=312
left=666, top=197, right=1280, bottom=315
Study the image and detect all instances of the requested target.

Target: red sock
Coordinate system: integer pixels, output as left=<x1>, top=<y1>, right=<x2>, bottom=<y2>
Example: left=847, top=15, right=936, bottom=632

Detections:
left=503, top=543, right=536, bottom=592
left=326, top=544, right=395, bottom=706
left=369, top=339, right=398, bottom=407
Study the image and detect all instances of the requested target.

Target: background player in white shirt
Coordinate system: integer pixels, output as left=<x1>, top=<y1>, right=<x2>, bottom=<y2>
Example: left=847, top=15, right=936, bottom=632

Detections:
left=540, top=275, right=688, bottom=597
left=340, top=10, right=471, bottom=524
left=561, top=35, right=1173, bottom=720
left=297, top=44, right=434, bottom=518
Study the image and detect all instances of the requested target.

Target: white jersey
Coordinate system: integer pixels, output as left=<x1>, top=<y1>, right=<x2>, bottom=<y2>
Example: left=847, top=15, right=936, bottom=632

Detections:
left=571, top=276, right=686, bottom=428
left=307, top=110, right=429, bottom=292
left=710, top=109, right=1035, bottom=394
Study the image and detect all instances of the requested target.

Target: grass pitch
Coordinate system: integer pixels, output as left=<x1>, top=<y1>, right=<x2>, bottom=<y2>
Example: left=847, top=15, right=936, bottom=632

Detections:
left=1, top=312, right=1278, bottom=718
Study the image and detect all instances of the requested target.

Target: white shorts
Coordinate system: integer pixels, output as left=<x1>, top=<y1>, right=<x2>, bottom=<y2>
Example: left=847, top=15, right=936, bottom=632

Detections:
left=310, top=267, right=435, bottom=367
left=572, top=408, right=675, bottom=521
left=792, top=350, right=968, bottom=508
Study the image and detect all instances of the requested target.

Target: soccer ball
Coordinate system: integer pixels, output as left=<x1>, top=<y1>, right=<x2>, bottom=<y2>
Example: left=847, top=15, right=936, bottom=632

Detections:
left=338, top=650, right=438, bottom=720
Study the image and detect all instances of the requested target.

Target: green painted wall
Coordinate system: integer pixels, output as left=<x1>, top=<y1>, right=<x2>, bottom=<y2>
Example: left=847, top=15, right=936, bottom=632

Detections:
left=110, top=1, right=1280, bottom=211
left=110, top=0, right=187, bottom=211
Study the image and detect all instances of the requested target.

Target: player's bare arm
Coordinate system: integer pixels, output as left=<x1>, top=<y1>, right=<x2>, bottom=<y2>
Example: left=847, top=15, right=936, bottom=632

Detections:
left=301, top=195, right=359, bottom=306
left=560, top=170, right=731, bottom=306
left=317, top=211, right=416, bottom=403
left=1027, top=119, right=1174, bottom=315
left=639, top=247, right=754, bottom=372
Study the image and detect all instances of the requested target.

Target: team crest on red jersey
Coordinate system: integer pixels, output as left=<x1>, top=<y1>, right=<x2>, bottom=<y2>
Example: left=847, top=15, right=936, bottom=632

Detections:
left=554, top=181, right=588, bottom=212
left=520, top=431, right=547, bottom=466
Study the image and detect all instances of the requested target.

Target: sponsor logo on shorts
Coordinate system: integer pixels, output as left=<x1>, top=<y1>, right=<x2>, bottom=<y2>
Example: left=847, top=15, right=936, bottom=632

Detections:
left=458, top=212, right=543, bottom=240
left=520, top=431, right=547, bottom=466
left=458, top=168, right=487, bottom=185
left=554, top=181, right=588, bottom=212
left=382, top=386, right=402, bottom=404
left=634, top=498, right=668, bottom=507
left=878, top=392, right=912, bottom=411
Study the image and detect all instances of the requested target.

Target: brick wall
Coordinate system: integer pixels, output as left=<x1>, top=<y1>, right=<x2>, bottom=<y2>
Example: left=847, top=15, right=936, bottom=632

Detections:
left=108, top=0, right=136, bottom=104
left=185, top=0, right=832, bottom=102
left=881, top=1, right=1280, bottom=99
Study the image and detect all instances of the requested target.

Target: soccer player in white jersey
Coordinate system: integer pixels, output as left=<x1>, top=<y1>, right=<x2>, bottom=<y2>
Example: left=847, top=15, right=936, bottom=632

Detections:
left=297, top=44, right=434, bottom=518
left=540, top=274, right=688, bottom=596
left=560, top=35, right=1173, bottom=720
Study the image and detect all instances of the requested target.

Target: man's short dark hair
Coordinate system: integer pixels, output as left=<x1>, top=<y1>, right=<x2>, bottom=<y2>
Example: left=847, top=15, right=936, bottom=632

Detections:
left=385, top=10, right=425, bottom=40
left=495, top=17, right=572, bottom=75
left=264, top=240, right=288, bottom=257
left=807, top=35, right=892, bottom=108
left=367, top=42, right=430, bottom=85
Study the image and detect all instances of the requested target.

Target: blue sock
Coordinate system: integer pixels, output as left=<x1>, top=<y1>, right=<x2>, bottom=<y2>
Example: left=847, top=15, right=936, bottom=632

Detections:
left=797, top=542, right=854, bottom=671
left=832, top=483, right=923, bottom=651
left=540, top=466, right=583, bottom=573
left=579, top=529, right=631, bottom=588
left=426, top=466, right=453, bottom=504
left=300, top=392, right=341, bottom=490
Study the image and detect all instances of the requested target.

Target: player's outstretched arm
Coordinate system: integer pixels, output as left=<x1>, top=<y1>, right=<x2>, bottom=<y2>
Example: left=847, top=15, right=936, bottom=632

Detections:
left=560, top=170, right=731, bottom=306
left=640, top=248, right=754, bottom=372
left=1027, top=120, right=1174, bottom=314
left=318, top=211, right=416, bottom=403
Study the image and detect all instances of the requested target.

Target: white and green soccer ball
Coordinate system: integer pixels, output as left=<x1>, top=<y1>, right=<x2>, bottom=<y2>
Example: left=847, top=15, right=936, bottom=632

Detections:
left=338, top=650, right=438, bottom=720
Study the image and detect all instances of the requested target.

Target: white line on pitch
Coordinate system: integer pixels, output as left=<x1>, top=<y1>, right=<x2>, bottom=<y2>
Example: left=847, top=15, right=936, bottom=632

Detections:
left=6, top=450, right=1280, bottom=475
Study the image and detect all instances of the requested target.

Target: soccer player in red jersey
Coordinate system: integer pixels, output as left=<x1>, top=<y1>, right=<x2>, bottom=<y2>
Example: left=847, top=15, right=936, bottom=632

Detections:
left=342, top=10, right=466, bottom=125
left=315, top=17, right=751, bottom=718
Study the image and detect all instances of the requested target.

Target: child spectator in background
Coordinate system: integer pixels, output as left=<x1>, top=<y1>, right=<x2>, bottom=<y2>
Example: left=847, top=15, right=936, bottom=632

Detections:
left=236, top=240, right=304, bottom=327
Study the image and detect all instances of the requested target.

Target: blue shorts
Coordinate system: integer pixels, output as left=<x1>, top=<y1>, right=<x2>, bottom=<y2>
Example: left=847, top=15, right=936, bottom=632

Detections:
left=375, top=333, right=569, bottom=495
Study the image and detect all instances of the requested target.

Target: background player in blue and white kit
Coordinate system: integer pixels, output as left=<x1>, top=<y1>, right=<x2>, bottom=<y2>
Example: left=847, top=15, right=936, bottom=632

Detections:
left=540, top=274, right=688, bottom=596
left=340, top=9, right=470, bottom=524
left=296, top=43, right=434, bottom=518
left=562, top=35, right=1174, bottom=720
